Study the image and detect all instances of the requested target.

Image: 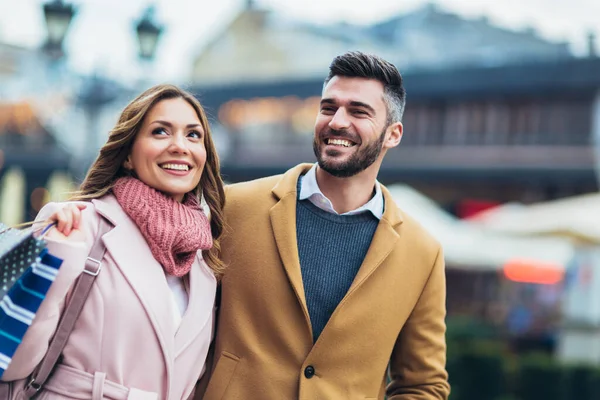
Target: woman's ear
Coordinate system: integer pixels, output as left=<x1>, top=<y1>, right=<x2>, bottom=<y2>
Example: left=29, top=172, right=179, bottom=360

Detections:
left=123, top=156, right=133, bottom=171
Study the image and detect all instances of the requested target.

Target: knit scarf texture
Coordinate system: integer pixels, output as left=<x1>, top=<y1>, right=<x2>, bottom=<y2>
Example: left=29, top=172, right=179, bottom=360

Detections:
left=112, top=177, right=212, bottom=277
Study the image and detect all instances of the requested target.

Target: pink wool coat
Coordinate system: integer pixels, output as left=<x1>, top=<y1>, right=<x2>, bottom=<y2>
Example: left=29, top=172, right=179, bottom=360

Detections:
left=1, top=194, right=217, bottom=400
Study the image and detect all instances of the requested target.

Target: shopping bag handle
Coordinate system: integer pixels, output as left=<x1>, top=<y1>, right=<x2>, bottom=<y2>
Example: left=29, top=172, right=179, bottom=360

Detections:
left=0, top=220, right=55, bottom=236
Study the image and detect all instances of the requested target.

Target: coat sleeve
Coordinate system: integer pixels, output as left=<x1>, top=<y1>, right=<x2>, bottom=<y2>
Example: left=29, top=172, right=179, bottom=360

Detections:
left=386, top=246, right=451, bottom=400
left=1, top=202, right=93, bottom=381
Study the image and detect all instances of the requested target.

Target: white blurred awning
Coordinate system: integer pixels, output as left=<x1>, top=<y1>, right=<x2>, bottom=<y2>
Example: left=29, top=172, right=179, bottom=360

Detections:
left=386, top=184, right=575, bottom=272
left=469, top=192, right=600, bottom=244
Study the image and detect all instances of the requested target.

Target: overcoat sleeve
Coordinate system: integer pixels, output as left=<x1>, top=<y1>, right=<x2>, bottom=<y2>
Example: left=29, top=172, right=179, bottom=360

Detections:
left=386, top=246, right=451, bottom=400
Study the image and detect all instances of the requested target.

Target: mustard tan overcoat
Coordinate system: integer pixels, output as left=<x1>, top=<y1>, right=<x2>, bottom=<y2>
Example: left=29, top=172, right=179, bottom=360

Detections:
left=201, top=164, right=449, bottom=400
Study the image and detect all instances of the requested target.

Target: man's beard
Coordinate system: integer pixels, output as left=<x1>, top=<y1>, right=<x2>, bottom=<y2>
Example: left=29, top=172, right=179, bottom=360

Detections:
left=313, top=127, right=386, bottom=178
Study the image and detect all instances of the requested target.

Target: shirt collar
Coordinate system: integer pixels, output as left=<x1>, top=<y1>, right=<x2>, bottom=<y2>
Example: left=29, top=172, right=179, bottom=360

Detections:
left=298, top=163, right=384, bottom=220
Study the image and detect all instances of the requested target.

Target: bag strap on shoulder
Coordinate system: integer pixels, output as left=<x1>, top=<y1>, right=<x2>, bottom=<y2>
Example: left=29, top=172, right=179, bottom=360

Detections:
left=23, top=217, right=112, bottom=398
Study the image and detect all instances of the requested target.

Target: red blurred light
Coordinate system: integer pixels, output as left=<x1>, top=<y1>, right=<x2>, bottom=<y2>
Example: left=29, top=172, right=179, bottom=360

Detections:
left=457, top=199, right=500, bottom=219
left=503, top=259, right=564, bottom=285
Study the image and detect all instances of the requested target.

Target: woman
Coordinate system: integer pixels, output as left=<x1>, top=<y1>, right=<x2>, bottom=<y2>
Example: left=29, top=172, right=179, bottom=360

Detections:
left=1, top=84, right=225, bottom=399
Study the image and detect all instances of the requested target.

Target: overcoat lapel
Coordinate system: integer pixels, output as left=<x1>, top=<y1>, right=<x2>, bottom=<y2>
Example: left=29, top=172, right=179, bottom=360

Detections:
left=347, top=187, right=404, bottom=294
left=270, top=164, right=313, bottom=334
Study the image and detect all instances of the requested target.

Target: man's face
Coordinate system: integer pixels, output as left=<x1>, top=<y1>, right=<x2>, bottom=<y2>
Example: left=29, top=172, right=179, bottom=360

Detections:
left=313, top=76, right=390, bottom=178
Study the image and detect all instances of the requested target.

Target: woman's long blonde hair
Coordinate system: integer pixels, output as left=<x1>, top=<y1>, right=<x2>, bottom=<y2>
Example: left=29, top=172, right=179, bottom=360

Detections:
left=71, top=84, right=226, bottom=278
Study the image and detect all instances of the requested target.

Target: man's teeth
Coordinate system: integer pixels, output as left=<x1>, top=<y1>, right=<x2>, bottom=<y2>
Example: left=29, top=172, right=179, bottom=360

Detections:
left=327, top=138, right=353, bottom=147
left=161, top=163, right=189, bottom=171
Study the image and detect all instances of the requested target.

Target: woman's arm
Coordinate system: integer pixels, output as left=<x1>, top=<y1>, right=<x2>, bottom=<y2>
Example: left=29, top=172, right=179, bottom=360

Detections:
left=1, top=202, right=94, bottom=381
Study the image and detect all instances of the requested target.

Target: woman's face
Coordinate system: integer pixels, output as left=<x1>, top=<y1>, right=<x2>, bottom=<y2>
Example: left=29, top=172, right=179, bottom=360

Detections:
left=124, top=97, right=207, bottom=202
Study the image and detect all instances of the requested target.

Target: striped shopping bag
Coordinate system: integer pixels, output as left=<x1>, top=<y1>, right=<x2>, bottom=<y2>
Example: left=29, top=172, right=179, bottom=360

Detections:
left=0, top=222, right=62, bottom=378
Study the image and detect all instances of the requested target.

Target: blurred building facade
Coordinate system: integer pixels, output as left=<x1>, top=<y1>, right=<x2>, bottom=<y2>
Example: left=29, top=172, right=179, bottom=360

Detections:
left=190, top=2, right=599, bottom=215
left=0, top=40, right=75, bottom=222
left=191, top=3, right=571, bottom=84
left=190, top=1, right=391, bottom=85
left=368, top=3, right=571, bottom=70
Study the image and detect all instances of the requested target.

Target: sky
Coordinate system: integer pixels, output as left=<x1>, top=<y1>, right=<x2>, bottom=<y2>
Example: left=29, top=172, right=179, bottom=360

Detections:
left=1, top=0, right=599, bottom=82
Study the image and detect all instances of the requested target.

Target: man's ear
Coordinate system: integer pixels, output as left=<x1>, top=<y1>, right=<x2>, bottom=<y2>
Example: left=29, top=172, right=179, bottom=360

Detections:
left=384, top=122, right=403, bottom=149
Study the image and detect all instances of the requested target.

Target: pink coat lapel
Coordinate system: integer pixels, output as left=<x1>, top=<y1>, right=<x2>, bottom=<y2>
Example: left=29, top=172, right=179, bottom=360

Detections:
left=92, top=196, right=174, bottom=377
left=91, top=195, right=217, bottom=370
left=174, top=254, right=216, bottom=358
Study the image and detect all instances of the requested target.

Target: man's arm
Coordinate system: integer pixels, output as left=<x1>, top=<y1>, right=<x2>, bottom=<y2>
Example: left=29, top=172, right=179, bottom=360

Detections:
left=387, top=246, right=450, bottom=399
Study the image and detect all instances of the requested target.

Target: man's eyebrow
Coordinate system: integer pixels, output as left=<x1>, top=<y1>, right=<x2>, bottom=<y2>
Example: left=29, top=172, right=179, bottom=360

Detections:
left=320, top=99, right=375, bottom=114
left=348, top=101, right=375, bottom=114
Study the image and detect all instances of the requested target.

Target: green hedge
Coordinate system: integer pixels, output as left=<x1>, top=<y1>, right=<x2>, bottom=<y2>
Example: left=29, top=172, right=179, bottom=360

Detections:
left=514, top=353, right=566, bottom=400
left=447, top=343, right=600, bottom=400
left=444, top=317, right=600, bottom=399
left=450, top=347, right=506, bottom=399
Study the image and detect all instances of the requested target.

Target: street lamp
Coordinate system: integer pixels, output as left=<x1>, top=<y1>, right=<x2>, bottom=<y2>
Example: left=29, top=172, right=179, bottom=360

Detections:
left=135, top=5, right=164, bottom=61
left=42, top=0, right=76, bottom=60
left=76, top=74, right=121, bottom=176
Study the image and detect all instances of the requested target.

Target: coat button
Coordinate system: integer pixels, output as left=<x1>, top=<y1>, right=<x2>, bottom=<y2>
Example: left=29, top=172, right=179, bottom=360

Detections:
left=304, top=365, right=315, bottom=379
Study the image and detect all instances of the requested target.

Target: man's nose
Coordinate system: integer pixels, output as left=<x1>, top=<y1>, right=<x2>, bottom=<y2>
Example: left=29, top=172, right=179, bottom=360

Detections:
left=328, top=108, right=351, bottom=130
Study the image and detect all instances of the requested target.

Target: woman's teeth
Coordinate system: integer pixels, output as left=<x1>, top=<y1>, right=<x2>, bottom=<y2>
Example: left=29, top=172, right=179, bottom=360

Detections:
left=161, top=163, right=189, bottom=171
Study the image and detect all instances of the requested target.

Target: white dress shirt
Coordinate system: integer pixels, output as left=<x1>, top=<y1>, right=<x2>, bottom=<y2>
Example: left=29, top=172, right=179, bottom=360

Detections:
left=298, top=163, right=384, bottom=220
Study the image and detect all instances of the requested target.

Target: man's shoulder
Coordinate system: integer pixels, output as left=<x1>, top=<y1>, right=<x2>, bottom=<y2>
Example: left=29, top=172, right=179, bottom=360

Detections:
left=399, top=211, right=440, bottom=245
left=381, top=192, right=441, bottom=253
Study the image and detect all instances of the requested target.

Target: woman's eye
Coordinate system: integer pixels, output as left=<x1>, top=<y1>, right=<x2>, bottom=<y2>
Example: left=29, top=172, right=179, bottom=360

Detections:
left=188, top=130, right=202, bottom=139
left=152, top=127, right=168, bottom=135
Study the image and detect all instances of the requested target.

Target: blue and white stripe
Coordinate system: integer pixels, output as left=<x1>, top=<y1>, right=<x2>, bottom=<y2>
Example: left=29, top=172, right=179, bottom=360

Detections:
left=0, top=251, right=63, bottom=377
left=0, top=296, right=36, bottom=325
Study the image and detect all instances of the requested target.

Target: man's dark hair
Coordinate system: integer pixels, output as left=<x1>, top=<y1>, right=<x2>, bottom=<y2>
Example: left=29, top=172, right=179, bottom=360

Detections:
left=324, top=51, right=406, bottom=124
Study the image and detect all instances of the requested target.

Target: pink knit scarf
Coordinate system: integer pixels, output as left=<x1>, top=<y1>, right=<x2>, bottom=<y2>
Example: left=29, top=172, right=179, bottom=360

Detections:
left=112, top=177, right=213, bottom=277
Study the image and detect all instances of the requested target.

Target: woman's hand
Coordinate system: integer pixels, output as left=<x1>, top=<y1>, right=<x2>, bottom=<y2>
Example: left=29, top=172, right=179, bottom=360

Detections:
left=45, top=203, right=87, bottom=242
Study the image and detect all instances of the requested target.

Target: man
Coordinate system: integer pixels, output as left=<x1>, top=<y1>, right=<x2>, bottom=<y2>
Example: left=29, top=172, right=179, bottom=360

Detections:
left=200, top=51, right=450, bottom=399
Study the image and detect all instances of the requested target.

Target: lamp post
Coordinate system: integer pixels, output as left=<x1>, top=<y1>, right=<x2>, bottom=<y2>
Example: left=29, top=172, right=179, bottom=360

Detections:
left=42, top=0, right=76, bottom=60
left=75, top=74, right=121, bottom=177
left=135, top=5, right=164, bottom=84
left=135, top=5, right=164, bottom=61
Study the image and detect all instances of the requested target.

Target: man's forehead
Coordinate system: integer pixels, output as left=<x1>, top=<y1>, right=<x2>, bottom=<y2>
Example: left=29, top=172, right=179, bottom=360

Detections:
left=322, top=76, right=385, bottom=105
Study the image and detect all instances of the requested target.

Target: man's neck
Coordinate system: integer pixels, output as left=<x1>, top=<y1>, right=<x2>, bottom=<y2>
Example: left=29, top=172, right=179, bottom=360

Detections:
left=315, top=166, right=378, bottom=214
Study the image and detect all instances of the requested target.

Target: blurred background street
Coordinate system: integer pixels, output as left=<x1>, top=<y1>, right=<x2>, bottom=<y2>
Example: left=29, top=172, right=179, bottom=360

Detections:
left=1, top=0, right=600, bottom=398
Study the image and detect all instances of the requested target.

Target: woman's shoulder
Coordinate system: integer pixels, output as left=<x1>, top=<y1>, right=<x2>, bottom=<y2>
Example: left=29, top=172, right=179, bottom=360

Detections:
left=37, top=200, right=99, bottom=223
